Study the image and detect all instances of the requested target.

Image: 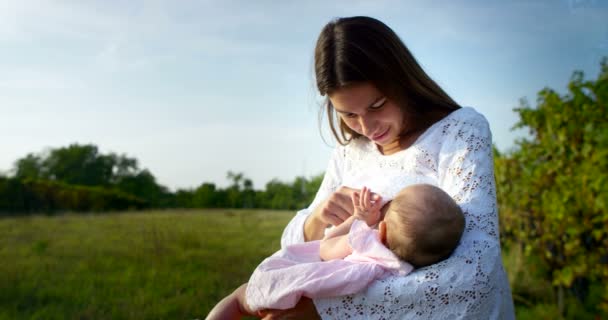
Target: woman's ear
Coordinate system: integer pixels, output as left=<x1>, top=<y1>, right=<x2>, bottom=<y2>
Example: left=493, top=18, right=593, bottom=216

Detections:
left=379, top=221, right=388, bottom=246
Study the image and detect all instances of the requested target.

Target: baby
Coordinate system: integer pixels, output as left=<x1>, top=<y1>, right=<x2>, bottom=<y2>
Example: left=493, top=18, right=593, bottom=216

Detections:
left=206, top=184, right=464, bottom=320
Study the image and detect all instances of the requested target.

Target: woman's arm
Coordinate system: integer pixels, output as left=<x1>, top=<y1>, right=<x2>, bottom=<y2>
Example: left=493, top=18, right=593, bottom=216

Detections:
left=281, top=146, right=351, bottom=246
left=304, top=186, right=356, bottom=241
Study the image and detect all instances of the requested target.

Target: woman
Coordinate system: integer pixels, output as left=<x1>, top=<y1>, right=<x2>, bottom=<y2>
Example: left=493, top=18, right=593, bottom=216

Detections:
left=262, top=16, right=515, bottom=319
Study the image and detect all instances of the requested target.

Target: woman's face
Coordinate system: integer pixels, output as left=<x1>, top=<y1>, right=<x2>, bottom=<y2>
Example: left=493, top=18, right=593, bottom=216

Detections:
left=329, top=82, right=405, bottom=146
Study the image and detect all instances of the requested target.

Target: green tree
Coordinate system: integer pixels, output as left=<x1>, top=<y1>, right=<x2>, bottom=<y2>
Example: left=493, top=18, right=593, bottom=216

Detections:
left=495, top=59, right=608, bottom=315
left=14, top=154, right=44, bottom=180
left=115, top=169, right=169, bottom=206
left=173, top=189, right=194, bottom=208
left=42, top=144, right=114, bottom=186
left=264, top=179, right=295, bottom=209
left=224, top=171, right=257, bottom=208
left=11, top=144, right=169, bottom=208
left=14, top=144, right=136, bottom=187
left=192, top=183, right=217, bottom=208
left=242, top=178, right=255, bottom=208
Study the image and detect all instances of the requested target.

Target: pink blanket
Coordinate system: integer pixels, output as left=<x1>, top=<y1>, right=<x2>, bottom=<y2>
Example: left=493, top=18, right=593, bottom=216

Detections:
left=245, top=220, right=413, bottom=311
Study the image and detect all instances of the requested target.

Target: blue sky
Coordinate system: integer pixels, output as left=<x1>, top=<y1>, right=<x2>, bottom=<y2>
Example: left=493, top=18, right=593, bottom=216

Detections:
left=1, top=0, right=607, bottom=190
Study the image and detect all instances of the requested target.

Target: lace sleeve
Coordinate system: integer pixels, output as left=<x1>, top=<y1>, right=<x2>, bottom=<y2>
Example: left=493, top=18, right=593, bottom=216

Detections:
left=280, top=146, right=344, bottom=248
left=312, top=112, right=514, bottom=319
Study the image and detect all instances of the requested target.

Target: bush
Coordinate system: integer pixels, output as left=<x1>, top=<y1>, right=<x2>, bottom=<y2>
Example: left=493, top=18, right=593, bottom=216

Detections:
left=495, top=58, right=608, bottom=315
left=0, top=177, right=147, bottom=214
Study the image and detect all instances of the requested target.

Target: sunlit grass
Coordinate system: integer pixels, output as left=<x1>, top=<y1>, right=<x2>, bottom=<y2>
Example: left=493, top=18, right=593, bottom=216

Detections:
left=1, top=210, right=602, bottom=319
left=0, top=209, right=292, bottom=319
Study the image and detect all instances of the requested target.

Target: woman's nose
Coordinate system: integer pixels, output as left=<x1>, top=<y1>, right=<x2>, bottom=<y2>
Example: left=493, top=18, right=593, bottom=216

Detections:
left=359, top=116, right=374, bottom=136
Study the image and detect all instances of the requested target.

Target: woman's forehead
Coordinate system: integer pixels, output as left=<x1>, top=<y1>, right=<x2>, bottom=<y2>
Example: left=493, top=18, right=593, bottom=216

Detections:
left=329, top=82, right=382, bottom=111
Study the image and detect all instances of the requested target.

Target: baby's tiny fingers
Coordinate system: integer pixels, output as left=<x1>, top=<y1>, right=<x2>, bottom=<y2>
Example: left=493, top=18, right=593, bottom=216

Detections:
left=360, top=187, right=368, bottom=207
left=370, top=194, right=382, bottom=206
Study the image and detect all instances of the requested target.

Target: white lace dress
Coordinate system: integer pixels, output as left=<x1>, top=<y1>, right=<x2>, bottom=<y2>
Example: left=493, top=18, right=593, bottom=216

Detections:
left=281, top=107, right=515, bottom=319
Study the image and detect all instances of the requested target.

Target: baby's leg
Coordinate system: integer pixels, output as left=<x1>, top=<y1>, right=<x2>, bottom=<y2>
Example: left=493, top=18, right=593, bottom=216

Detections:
left=206, top=283, right=256, bottom=320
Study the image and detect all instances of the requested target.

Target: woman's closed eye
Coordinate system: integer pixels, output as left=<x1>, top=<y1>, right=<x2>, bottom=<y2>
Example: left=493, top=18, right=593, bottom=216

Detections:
left=370, top=97, right=387, bottom=110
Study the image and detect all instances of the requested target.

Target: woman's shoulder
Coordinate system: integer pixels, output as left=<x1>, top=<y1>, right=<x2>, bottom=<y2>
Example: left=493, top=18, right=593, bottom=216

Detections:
left=420, top=107, right=492, bottom=143
left=441, top=107, right=490, bottom=131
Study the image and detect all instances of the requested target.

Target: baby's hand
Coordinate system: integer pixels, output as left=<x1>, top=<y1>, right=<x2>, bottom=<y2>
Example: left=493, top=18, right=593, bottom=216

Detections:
left=351, top=186, right=382, bottom=226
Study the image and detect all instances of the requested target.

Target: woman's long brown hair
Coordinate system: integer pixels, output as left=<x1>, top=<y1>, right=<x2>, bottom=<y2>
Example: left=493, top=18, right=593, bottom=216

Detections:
left=314, top=16, right=461, bottom=145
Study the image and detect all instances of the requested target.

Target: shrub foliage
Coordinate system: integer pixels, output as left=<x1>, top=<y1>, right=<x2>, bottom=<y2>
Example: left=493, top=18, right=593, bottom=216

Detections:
left=495, top=59, right=608, bottom=313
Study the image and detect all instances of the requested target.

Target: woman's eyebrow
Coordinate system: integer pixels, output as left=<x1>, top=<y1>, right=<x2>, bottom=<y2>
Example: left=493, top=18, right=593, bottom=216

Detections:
left=334, top=96, right=385, bottom=113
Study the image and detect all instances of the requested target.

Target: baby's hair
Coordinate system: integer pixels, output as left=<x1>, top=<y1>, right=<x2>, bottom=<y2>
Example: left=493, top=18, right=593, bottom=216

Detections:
left=385, top=184, right=464, bottom=268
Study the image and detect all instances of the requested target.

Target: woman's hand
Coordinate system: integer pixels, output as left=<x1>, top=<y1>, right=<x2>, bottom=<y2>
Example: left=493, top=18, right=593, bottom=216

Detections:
left=315, top=186, right=357, bottom=226
left=258, top=297, right=321, bottom=320
left=305, top=186, right=357, bottom=241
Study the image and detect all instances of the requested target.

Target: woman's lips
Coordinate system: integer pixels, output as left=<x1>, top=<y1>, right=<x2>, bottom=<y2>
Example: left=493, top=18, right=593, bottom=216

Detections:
left=371, top=128, right=389, bottom=141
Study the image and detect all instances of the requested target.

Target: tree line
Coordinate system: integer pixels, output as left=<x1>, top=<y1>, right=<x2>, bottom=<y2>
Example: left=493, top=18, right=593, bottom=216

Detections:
left=0, top=144, right=322, bottom=214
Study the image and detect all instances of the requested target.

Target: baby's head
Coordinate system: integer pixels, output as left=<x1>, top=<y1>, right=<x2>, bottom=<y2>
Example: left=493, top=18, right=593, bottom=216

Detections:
left=379, top=184, right=464, bottom=268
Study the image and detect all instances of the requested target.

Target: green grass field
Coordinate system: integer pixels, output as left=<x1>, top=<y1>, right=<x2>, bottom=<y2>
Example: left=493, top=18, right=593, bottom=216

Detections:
left=0, top=210, right=291, bottom=319
left=0, top=210, right=601, bottom=319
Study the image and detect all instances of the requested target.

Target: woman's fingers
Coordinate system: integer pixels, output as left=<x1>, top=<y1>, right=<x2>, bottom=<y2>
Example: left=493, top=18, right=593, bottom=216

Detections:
left=325, top=213, right=342, bottom=227
left=329, top=201, right=351, bottom=223
left=320, top=205, right=342, bottom=226
left=320, top=198, right=350, bottom=226
left=333, top=188, right=355, bottom=210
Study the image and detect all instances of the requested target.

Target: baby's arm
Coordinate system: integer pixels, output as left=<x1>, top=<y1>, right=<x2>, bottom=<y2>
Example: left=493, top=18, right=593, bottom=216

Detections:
left=319, top=232, right=352, bottom=261
left=322, top=215, right=357, bottom=240
left=319, top=187, right=382, bottom=261
left=320, top=214, right=357, bottom=260
left=320, top=214, right=358, bottom=261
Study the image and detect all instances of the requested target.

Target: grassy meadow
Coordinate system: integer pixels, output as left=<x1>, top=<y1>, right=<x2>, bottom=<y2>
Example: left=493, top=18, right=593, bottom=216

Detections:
left=0, top=209, right=600, bottom=319
left=0, top=210, right=291, bottom=319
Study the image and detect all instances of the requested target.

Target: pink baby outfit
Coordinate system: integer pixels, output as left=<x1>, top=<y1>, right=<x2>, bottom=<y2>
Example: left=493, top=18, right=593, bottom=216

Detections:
left=245, top=220, right=413, bottom=311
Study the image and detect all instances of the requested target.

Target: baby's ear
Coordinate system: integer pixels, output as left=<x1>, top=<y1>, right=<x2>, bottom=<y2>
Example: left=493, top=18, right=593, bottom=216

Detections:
left=379, top=221, right=388, bottom=246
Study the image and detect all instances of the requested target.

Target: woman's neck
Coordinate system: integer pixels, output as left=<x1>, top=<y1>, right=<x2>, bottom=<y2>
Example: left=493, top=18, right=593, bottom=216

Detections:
left=378, top=130, right=423, bottom=155
left=379, top=139, right=401, bottom=155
